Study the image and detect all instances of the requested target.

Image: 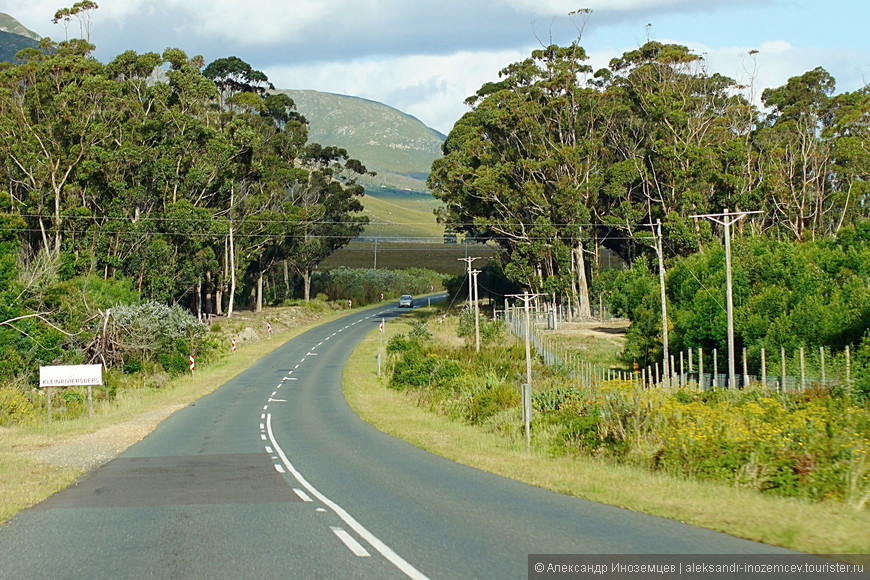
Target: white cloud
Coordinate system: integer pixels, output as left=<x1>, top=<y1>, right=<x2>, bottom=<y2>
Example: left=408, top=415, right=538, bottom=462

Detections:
left=677, top=40, right=870, bottom=104
left=3, top=0, right=868, bottom=136
left=502, top=0, right=719, bottom=15
left=264, top=48, right=531, bottom=134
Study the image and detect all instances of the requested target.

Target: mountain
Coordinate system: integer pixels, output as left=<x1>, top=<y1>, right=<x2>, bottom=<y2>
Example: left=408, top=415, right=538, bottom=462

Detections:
left=0, top=13, right=40, bottom=41
left=0, top=13, right=40, bottom=62
left=276, top=89, right=447, bottom=240
left=277, top=89, right=444, bottom=192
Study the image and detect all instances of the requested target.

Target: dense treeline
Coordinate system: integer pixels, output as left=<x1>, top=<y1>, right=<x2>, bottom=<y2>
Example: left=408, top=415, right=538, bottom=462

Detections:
left=604, top=225, right=870, bottom=395
left=429, top=39, right=870, bottom=297
left=429, top=37, right=870, bottom=376
left=0, top=17, right=370, bottom=388
left=0, top=38, right=368, bottom=314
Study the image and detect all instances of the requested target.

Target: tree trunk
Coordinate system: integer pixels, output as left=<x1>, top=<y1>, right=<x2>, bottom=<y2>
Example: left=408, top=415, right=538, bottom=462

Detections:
left=196, top=275, right=202, bottom=320
left=256, top=268, right=263, bottom=312
left=205, top=270, right=213, bottom=315
left=576, top=238, right=591, bottom=318
left=303, top=267, right=311, bottom=302
left=283, top=260, right=290, bottom=300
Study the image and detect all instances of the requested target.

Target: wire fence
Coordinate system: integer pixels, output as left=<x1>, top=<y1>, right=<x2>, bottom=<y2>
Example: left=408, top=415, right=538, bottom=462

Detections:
left=501, top=305, right=856, bottom=393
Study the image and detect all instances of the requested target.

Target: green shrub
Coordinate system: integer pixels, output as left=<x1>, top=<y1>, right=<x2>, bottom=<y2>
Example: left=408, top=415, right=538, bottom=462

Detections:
left=470, top=382, right=519, bottom=424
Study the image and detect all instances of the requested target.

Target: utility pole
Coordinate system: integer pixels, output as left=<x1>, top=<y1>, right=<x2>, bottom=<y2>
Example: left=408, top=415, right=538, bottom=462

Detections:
left=507, top=291, right=542, bottom=453
left=471, top=269, right=481, bottom=352
left=458, top=256, right=481, bottom=310
left=373, top=238, right=378, bottom=269
left=656, top=219, right=669, bottom=387
left=691, top=209, right=762, bottom=388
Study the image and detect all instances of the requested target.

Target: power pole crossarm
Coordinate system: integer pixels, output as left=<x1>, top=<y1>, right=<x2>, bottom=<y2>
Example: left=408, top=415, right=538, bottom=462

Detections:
left=690, top=209, right=763, bottom=388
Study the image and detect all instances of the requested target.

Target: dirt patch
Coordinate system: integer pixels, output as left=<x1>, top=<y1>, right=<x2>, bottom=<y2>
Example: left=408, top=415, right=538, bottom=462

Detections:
left=545, top=318, right=630, bottom=352
left=27, top=406, right=185, bottom=471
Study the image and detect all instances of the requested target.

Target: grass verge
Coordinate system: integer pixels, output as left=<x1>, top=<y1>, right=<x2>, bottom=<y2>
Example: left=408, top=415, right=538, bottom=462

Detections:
left=0, top=306, right=354, bottom=524
left=343, top=310, right=870, bottom=554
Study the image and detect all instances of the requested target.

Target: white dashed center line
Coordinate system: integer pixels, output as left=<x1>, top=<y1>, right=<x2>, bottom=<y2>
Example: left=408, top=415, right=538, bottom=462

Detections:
left=331, top=526, right=370, bottom=557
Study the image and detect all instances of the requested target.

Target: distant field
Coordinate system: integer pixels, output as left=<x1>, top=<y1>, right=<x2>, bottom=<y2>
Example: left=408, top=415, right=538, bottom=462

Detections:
left=321, top=241, right=498, bottom=275
left=359, top=192, right=444, bottom=241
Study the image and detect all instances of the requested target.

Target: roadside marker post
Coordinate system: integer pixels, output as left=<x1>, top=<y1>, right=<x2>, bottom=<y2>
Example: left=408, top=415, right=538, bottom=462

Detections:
left=267, top=322, right=272, bottom=338
left=189, top=355, right=195, bottom=376
left=231, top=338, right=236, bottom=352
left=378, top=319, right=384, bottom=377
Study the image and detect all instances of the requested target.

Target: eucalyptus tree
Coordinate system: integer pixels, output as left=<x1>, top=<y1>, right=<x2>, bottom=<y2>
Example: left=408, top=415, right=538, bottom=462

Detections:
left=600, top=41, right=751, bottom=258
left=826, top=86, right=870, bottom=228
left=52, top=1, right=100, bottom=42
left=756, top=67, right=839, bottom=240
left=203, top=56, right=273, bottom=111
left=72, top=50, right=164, bottom=281
left=288, top=143, right=369, bottom=302
left=429, top=41, right=604, bottom=310
left=0, top=38, right=125, bottom=258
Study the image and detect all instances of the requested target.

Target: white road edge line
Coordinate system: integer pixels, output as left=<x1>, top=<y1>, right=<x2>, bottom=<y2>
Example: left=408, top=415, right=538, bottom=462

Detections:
left=331, top=526, right=371, bottom=557
left=266, top=414, right=429, bottom=580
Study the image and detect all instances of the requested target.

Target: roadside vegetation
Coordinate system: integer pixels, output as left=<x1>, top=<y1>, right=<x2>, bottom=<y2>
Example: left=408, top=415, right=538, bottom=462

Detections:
left=345, top=306, right=870, bottom=554
left=0, top=300, right=359, bottom=523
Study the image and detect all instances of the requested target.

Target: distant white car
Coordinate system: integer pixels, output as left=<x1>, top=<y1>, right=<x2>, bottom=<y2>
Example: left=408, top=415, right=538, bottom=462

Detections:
left=399, top=295, right=413, bottom=308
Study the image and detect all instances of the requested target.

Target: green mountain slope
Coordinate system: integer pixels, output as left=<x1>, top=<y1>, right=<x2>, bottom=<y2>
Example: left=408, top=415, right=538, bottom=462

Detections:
left=276, top=89, right=446, bottom=239
left=0, top=13, right=40, bottom=41
left=276, top=89, right=444, bottom=190
left=0, top=14, right=39, bottom=62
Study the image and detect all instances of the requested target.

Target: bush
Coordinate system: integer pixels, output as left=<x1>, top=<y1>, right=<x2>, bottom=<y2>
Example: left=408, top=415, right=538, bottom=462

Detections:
left=0, top=386, right=38, bottom=426
left=111, top=302, right=210, bottom=374
left=470, top=382, right=519, bottom=424
left=312, top=267, right=445, bottom=306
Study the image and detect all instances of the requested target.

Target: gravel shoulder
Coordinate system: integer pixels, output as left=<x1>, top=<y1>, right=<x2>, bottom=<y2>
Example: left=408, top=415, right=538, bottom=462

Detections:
left=25, top=406, right=186, bottom=472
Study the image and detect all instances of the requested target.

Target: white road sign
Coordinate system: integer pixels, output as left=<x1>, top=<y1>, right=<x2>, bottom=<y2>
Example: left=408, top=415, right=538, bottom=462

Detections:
left=39, top=364, right=103, bottom=388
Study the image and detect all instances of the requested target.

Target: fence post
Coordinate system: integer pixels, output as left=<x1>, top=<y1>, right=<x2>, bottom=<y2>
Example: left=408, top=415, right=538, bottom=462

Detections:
left=846, top=345, right=851, bottom=391
left=801, top=347, right=807, bottom=391
left=742, top=347, right=749, bottom=388
left=781, top=347, right=786, bottom=392
left=713, top=349, right=718, bottom=389
left=698, top=348, right=704, bottom=391
left=689, top=348, right=694, bottom=383
left=820, top=346, right=826, bottom=387
left=761, top=347, right=766, bottom=389
left=680, top=351, right=685, bottom=387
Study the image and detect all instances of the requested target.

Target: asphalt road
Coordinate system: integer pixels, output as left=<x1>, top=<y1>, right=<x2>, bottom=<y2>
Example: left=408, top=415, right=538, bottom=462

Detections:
left=0, top=297, right=827, bottom=580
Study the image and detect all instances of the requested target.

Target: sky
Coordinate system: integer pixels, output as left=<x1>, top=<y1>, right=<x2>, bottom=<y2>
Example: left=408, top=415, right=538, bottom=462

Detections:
left=1, top=0, right=869, bottom=135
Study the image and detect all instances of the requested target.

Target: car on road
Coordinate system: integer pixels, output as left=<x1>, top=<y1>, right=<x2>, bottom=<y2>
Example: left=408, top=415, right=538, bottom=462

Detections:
left=399, top=295, right=413, bottom=307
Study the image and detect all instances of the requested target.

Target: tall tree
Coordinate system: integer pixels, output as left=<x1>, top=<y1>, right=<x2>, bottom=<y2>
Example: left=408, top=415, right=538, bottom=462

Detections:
left=757, top=67, right=838, bottom=240
left=0, top=38, right=122, bottom=257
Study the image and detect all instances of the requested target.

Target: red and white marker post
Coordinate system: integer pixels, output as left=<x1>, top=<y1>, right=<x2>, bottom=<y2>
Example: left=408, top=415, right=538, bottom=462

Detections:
left=267, top=322, right=272, bottom=338
left=231, top=338, right=236, bottom=352
left=377, top=318, right=384, bottom=377
left=189, top=355, right=195, bottom=375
